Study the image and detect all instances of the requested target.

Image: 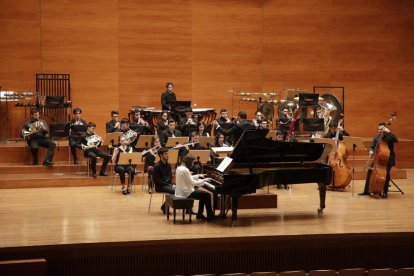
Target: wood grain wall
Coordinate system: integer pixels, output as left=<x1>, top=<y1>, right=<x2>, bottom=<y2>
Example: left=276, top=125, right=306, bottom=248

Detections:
left=0, top=0, right=413, bottom=138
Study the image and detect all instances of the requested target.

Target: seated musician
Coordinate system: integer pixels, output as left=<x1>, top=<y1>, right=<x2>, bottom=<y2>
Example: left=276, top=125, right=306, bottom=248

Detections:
left=175, top=153, right=215, bottom=221
left=142, top=136, right=161, bottom=190
left=212, top=133, right=229, bottom=148
left=153, top=147, right=175, bottom=214
left=161, top=82, right=177, bottom=111
left=179, top=107, right=198, bottom=136
left=106, top=111, right=121, bottom=133
left=217, top=108, right=231, bottom=124
left=130, top=109, right=152, bottom=135
left=178, top=131, right=205, bottom=174
left=160, top=119, right=181, bottom=147
left=198, top=121, right=210, bottom=137
left=213, top=111, right=256, bottom=146
left=120, top=118, right=138, bottom=149
left=252, top=110, right=264, bottom=128
left=323, top=122, right=350, bottom=141
left=157, top=111, right=170, bottom=140
left=65, top=107, right=87, bottom=164
left=359, top=123, right=398, bottom=198
left=112, top=135, right=135, bottom=195
left=22, top=108, right=55, bottom=166
left=81, top=122, right=111, bottom=178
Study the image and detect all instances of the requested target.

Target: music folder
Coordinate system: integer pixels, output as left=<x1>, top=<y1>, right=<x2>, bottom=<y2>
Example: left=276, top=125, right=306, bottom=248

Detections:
left=136, top=134, right=155, bottom=149
left=118, top=152, right=142, bottom=166
left=343, top=136, right=366, bottom=151
left=102, top=132, right=123, bottom=148
left=165, top=136, right=189, bottom=148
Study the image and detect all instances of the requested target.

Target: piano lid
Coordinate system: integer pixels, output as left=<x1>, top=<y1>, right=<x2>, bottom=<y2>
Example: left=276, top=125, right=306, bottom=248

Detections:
left=230, top=130, right=330, bottom=164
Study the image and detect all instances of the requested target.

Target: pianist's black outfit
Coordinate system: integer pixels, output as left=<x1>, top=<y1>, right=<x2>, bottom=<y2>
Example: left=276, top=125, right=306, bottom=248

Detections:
left=153, top=159, right=175, bottom=213
left=360, top=132, right=398, bottom=198
left=23, top=120, right=56, bottom=166
left=65, top=119, right=87, bottom=164
left=161, top=128, right=181, bottom=147
left=161, top=91, right=176, bottom=111
left=81, top=133, right=111, bottom=177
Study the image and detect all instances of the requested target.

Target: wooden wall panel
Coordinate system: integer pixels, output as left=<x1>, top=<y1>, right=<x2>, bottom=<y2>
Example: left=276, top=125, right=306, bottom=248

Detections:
left=0, top=0, right=40, bottom=139
left=192, top=0, right=263, bottom=118
left=263, top=0, right=414, bottom=139
left=40, top=0, right=119, bottom=134
left=1, top=0, right=414, bottom=140
left=118, top=0, right=192, bottom=116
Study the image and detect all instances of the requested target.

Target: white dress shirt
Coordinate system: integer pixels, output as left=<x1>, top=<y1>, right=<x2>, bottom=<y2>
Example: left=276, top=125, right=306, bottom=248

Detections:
left=175, top=164, right=207, bottom=198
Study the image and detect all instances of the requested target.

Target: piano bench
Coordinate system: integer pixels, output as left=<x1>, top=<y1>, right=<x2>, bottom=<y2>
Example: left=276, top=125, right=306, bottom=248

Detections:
left=165, top=195, right=194, bottom=224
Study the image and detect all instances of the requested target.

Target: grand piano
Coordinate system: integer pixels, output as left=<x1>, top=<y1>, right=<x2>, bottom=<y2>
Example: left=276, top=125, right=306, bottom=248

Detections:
left=203, top=130, right=333, bottom=222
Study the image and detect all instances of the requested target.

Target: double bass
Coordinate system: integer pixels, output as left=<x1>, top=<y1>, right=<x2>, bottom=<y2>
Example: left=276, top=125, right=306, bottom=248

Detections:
left=327, top=115, right=352, bottom=189
left=367, top=112, right=398, bottom=195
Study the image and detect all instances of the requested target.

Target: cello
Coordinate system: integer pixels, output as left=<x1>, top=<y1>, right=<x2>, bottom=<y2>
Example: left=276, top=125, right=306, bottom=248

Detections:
left=367, top=112, right=398, bottom=195
left=327, top=115, right=352, bottom=189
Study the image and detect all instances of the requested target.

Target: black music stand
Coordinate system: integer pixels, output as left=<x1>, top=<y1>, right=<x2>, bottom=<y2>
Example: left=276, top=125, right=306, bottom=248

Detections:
left=389, top=178, right=404, bottom=195
left=44, top=96, right=65, bottom=109
left=50, top=123, right=69, bottom=174
left=70, top=125, right=87, bottom=137
left=299, top=93, right=319, bottom=107
left=303, top=118, right=324, bottom=132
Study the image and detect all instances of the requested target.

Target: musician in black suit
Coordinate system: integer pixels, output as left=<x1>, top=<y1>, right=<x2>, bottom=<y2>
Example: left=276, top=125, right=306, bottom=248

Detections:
left=130, top=109, right=152, bottom=135
left=277, top=107, right=291, bottom=140
left=161, top=119, right=181, bottom=147
left=217, top=108, right=231, bottom=124
left=179, top=108, right=198, bottom=136
left=22, top=108, right=55, bottom=166
left=112, top=135, right=135, bottom=195
left=359, top=123, right=398, bottom=198
left=153, top=147, right=175, bottom=213
left=106, top=111, right=121, bottom=133
left=81, top=122, right=111, bottom=178
left=214, top=111, right=256, bottom=146
left=161, top=82, right=177, bottom=111
left=65, top=108, right=87, bottom=164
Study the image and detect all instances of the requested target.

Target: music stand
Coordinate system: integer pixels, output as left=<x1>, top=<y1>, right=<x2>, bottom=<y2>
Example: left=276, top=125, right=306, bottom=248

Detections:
left=70, top=125, right=87, bottom=136
left=299, top=93, right=319, bottom=107
left=171, top=100, right=191, bottom=114
left=102, top=132, right=123, bottom=149
left=314, top=137, right=337, bottom=152
left=50, top=123, right=69, bottom=175
left=118, top=152, right=141, bottom=192
left=199, top=136, right=215, bottom=148
left=135, top=135, right=155, bottom=149
left=189, top=150, right=211, bottom=164
left=165, top=137, right=189, bottom=148
left=44, top=96, right=65, bottom=109
left=167, top=149, right=179, bottom=167
left=343, top=136, right=366, bottom=197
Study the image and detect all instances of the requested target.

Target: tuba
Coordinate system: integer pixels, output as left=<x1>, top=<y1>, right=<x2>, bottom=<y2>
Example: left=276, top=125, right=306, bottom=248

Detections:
left=123, top=129, right=137, bottom=145
left=81, top=134, right=102, bottom=150
left=315, top=101, right=336, bottom=137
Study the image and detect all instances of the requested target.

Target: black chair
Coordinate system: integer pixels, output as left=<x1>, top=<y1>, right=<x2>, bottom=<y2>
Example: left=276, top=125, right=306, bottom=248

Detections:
left=50, top=123, right=69, bottom=173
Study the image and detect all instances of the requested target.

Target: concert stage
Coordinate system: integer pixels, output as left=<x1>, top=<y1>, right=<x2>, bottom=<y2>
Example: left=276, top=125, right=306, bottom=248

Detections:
left=1, top=172, right=413, bottom=275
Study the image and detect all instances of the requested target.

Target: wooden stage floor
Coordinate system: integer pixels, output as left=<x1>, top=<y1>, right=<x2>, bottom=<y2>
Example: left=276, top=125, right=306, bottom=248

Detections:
left=1, top=170, right=413, bottom=249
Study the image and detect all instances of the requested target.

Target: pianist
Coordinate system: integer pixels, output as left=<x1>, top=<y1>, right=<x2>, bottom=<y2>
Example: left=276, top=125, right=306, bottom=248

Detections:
left=175, top=154, right=215, bottom=221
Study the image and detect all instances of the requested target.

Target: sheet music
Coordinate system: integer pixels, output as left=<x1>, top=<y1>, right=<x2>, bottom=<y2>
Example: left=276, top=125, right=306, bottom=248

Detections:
left=217, top=157, right=233, bottom=173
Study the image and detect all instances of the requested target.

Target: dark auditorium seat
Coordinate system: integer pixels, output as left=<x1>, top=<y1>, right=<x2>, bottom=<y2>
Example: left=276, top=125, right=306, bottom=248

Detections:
left=397, top=268, right=414, bottom=276
left=309, top=270, right=337, bottom=276
left=339, top=268, right=365, bottom=276
left=278, top=271, right=306, bottom=276
left=368, top=268, right=395, bottom=276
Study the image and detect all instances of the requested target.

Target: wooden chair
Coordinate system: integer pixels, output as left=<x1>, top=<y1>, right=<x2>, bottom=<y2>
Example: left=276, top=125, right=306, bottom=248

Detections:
left=250, top=272, right=277, bottom=276
left=367, top=268, right=395, bottom=276
left=279, top=271, right=306, bottom=276
left=191, top=274, right=216, bottom=276
left=397, top=268, right=414, bottom=276
left=339, top=268, right=365, bottom=276
left=148, top=175, right=166, bottom=214
left=309, top=270, right=337, bottom=276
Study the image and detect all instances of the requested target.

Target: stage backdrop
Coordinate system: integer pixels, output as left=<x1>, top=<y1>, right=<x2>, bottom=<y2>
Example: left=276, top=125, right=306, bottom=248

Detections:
left=1, top=0, right=413, bottom=140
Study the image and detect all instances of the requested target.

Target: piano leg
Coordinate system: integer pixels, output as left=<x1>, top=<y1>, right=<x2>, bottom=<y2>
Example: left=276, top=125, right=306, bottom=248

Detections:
left=231, top=196, right=239, bottom=221
left=318, top=182, right=327, bottom=215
